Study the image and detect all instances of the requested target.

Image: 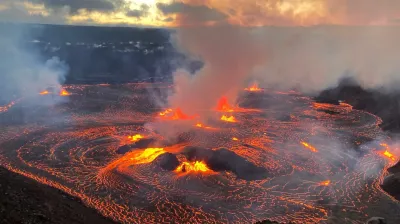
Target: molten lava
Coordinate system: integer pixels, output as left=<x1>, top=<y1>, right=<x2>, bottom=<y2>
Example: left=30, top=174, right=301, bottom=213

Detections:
left=60, top=89, right=70, bottom=96
left=232, top=137, right=239, bottom=141
left=380, top=143, right=397, bottom=161
left=127, top=134, right=144, bottom=142
left=383, top=151, right=396, bottom=161
left=159, top=108, right=194, bottom=120
left=319, top=180, right=330, bottom=186
left=195, top=123, right=215, bottom=130
left=301, top=142, right=318, bottom=152
left=216, top=97, right=234, bottom=112
left=172, top=108, right=189, bottom=120
left=130, top=148, right=165, bottom=165
left=221, top=115, right=237, bottom=123
left=159, top=108, right=173, bottom=116
left=245, top=83, right=262, bottom=92
left=39, top=90, right=50, bottom=95
left=175, top=161, right=212, bottom=173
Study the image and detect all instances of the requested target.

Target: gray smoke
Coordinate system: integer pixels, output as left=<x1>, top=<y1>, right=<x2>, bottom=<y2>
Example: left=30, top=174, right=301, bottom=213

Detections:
left=0, top=24, right=68, bottom=105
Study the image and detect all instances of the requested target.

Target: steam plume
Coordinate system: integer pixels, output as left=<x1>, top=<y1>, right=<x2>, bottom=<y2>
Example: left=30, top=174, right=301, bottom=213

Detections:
left=0, top=24, right=68, bottom=105
left=168, top=26, right=265, bottom=115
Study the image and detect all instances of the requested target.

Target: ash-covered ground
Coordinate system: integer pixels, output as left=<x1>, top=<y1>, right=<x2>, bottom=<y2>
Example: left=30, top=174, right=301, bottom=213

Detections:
left=0, top=83, right=399, bottom=223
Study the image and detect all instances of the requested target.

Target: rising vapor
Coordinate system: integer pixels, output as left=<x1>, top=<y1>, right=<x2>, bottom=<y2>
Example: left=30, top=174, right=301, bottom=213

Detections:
left=0, top=24, right=68, bottom=105
left=166, top=0, right=400, bottom=114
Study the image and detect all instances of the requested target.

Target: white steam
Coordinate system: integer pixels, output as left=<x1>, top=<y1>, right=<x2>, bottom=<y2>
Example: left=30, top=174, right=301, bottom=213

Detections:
left=0, top=25, right=68, bottom=104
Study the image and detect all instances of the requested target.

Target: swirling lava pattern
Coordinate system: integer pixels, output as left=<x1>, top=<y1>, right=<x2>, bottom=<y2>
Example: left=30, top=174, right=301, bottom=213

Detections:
left=0, top=84, right=399, bottom=224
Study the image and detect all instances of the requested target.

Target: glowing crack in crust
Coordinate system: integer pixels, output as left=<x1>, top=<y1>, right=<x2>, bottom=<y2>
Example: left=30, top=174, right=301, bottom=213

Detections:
left=0, top=83, right=399, bottom=224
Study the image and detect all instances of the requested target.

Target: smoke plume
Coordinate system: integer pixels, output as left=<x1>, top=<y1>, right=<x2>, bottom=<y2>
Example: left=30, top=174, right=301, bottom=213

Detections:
left=0, top=24, right=68, bottom=105
left=166, top=2, right=400, bottom=115
left=168, top=26, right=265, bottom=115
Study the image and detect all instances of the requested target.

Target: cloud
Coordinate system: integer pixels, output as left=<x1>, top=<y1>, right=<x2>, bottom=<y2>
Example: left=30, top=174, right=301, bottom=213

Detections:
left=126, top=4, right=149, bottom=18
left=157, top=2, right=227, bottom=25
left=32, top=0, right=122, bottom=14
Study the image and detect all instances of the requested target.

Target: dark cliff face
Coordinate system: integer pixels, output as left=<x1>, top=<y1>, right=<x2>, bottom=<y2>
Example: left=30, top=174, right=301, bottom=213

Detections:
left=316, top=77, right=400, bottom=132
left=316, top=77, right=400, bottom=200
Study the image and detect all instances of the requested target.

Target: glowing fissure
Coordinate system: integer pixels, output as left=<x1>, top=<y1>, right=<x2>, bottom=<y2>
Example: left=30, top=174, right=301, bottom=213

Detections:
left=301, top=141, right=318, bottom=152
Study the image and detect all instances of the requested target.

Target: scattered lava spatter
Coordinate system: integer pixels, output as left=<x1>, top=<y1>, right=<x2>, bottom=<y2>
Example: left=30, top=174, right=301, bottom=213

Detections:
left=0, top=83, right=399, bottom=224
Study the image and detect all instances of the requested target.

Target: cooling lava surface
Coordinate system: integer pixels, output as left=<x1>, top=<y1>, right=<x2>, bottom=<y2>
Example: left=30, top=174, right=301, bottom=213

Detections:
left=0, top=83, right=399, bottom=224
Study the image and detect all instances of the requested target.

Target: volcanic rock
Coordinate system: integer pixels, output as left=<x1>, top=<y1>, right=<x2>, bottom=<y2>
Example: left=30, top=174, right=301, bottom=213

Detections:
left=316, top=77, right=400, bottom=132
left=182, top=146, right=269, bottom=181
left=366, top=217, right=387, bottom=224
left=133, top=138, right=157, bottom=149
left=381, top=174, right=400, bottom=200
left=387, top=161, right=400, bottom=174
left=116, top=145, right=133, bottom=154
left=116, top=138, right=157, bottom=154
left=153, top=153, right=180, bottom=171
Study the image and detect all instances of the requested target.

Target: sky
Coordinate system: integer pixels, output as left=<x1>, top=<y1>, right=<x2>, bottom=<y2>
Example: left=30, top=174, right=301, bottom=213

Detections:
left=0, top=0, right=400, bottom=27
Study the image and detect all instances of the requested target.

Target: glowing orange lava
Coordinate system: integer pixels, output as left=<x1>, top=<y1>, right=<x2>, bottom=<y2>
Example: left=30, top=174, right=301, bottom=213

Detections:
left=159, top=108, right=194, bottom=120
left=216, top=97, right=234, bottom=112
left=232, top=137, right=239, bottom=141
left=195, top=123, right=215, bottom=130
left=171, top=108, right=189, bottom=120
left=221, top=115, right=237, bottom=123
left=383, top=151, right=396, bottom=161
left=60, top=89, right=70, bottom=96
left=127, top=134, right=144, bottom=142
left=130, top=148, right=165, bottom=165
left=319, top=180, right=330, bottom=186
left=39, top=90, right=49, bottom=95
left=301, top=142, right=318, bottom=152
left=380, top=143, right=397, bottom=161
left=175, top=161, right=212, bottom=173
left=245, top=83, right=262, bottom=92
left=159, top=108, right=173, bottom=116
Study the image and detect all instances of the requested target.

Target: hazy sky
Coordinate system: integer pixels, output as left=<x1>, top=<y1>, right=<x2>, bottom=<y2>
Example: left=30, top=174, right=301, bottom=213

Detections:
left=0, top=0, right=400, bottom=27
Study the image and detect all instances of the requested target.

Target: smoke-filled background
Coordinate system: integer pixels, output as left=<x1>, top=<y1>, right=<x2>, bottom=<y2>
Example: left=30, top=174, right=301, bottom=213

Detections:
left=0, top=24, right=68, bottom=105
left=166, top=3, right=400, bottom=113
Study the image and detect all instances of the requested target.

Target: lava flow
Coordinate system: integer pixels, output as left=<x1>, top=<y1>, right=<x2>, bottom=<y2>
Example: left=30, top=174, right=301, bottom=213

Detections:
left=130, top=147, right=166, bottom=165
left=0, top=83, right=399, bottom=224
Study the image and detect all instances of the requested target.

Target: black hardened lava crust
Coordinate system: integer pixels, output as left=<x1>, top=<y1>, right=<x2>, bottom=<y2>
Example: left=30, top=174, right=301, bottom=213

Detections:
left=0, top=166, right=116, bottom=224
